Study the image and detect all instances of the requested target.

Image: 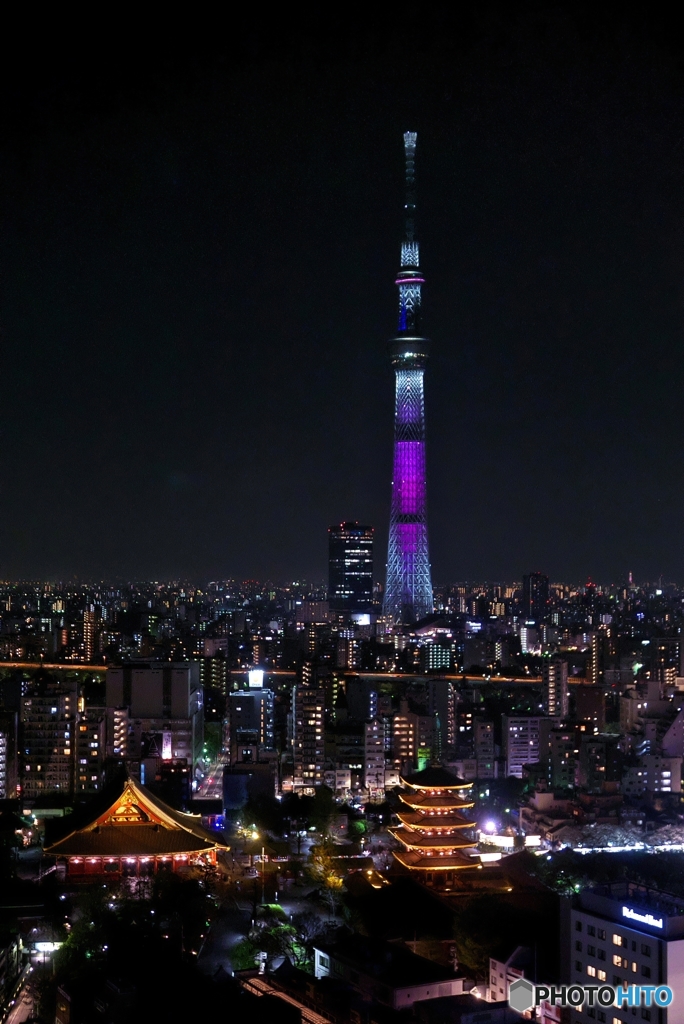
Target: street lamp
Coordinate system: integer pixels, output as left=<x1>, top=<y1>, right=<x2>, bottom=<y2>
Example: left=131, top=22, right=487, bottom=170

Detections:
left=261, top=845, right=265, bottom=906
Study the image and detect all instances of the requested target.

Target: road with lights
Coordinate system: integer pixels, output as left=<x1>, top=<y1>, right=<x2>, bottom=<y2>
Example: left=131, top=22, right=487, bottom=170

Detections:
left=4, top=971, right=34, bottom=1024
left=197, top=757, right=227, bottom=799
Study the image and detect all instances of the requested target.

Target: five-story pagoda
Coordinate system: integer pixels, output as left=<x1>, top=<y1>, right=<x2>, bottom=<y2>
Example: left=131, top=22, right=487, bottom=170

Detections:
left=390, top=766, right=481, bottom=887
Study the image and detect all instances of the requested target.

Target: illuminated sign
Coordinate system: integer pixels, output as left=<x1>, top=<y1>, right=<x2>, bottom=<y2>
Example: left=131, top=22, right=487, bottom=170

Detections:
left=162, top=731, right=173, bottom=760
left=35, top=942, right=62, bottom=952
left=249, top=669, right=264, bottom=689
left=417, top=746, right=430, bottom=771
left=622, top=907, right=663, bottom=929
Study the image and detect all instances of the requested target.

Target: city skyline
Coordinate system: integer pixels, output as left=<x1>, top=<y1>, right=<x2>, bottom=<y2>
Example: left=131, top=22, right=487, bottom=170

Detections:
left=2, top=11, right=684, bottom=585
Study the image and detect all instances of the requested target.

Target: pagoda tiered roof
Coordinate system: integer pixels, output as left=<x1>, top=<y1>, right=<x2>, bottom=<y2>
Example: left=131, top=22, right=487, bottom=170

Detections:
left=395, top=832, right=475, bottom=850
left=393, top=848, right=479, bottom=871
left=398, top=790, right=475, bottom=811
left=391, top=766, right=483, bottom=878
left=396, top=810, right=476, bottom=829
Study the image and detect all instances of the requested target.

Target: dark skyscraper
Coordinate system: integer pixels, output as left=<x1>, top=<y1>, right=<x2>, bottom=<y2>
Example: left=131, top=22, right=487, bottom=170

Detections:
left=522, top=571, right=550, bottom=621
left=328, top=522, right=374, bottom=612
left=383, top=132, right=433, bottom=623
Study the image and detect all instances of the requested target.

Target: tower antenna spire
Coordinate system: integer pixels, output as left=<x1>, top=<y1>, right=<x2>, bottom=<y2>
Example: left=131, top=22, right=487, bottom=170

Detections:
left=404, top=130, right=417, bottom=242
left=383, top=132, right=433, bottom=624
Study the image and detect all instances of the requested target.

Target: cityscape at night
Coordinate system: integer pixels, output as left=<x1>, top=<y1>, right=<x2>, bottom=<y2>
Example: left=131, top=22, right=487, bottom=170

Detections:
left=5, top=7, right=684, bottom=1024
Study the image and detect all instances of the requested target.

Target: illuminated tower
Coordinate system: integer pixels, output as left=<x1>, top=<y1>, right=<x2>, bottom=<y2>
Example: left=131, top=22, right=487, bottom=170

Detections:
left=383, top=131, right=433, bottom=623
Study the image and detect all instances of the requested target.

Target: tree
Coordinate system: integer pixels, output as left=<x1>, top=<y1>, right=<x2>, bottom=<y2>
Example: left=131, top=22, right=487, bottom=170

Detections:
left=310, top=787, right=336, bottom=835
left=244, top=794, right=287, bottom=835
left=452, top=896, right=511, bottom=978
left=231, top=937, right=261, bottom=971
left=308, top=841, right=345, bottom=917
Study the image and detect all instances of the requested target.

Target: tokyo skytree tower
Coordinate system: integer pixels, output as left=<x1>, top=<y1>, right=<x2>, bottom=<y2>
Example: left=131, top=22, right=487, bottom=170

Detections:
left=383, top=132, right=433, bottom=623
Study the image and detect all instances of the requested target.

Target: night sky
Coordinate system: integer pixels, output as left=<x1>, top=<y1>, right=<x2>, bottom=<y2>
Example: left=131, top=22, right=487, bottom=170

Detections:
left=2, top=9, right=684, bottom=585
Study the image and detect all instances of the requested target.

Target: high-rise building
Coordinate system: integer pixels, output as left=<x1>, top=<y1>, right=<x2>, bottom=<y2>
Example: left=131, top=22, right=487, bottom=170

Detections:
left=364, top=719, right=386, bottom=799
left=573, top=684, right=606, bottom=733
left=651, top=636, right=683, bottom=685
left=383, top=132, right=433, bottom=623
left=590, top=625, right=612, bottom=686
left=474, top=720, right=497, bottom=778
left=0, top=711, right=18, bottom=799
left=391, top=700, right=434, bottom=772
left=566, top=883, right=684, bottom=1022
left=521, top=572, right=549, bottom=621
left=227, top=686, right=275, bottom=764
left=292, top=686, right=325, bottom=794
left=503, top=715, right=550, bottom=779
left=543, top=656, right=569, bottom=718
left=427, top=678, right=456, bottom=757
left=105, top=662, right=204, bottom=773
left=75, top=709, right=105, bottom=794
left=548, top=725, right=578, bottom=789
left=83, top=605, right=100, bottom=662
left=345, top=677, right=378, bottom=722
left=420, top=642, right=452, bottom=673
left=328, top=523, right=374, bottom=612
left=578, top=733, right=622, bottom=792
left=21, top=681, right=77, bottom=798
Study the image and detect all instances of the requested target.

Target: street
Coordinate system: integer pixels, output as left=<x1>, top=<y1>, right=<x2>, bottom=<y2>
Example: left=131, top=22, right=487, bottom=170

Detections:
left=196, top=757, right=227, bottom=800
left=4, top=970, right=34, bottom=1024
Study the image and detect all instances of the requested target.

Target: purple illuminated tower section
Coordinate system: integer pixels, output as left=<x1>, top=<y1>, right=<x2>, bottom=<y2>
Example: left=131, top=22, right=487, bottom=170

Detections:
left=383, top=132, right=433, bottom=623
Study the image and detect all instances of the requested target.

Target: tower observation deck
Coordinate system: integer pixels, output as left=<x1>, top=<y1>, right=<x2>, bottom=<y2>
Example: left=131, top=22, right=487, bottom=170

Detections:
left=383, top=132, right=433, bottom=624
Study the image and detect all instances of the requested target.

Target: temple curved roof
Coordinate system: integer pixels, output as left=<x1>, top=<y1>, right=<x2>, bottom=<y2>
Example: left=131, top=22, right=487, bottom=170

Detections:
left=45, top=777, right=229, bottom=858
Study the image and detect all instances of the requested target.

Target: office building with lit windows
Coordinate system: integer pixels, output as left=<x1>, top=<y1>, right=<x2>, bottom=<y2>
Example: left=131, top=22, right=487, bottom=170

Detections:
left=227, top=686, right=275, bottom=764
left=543, top=656, right=569, bottom=718
left=105, top=662, right=204, bottom=773
left=328, top=522, right=374, bottom=613
left=568, top=883, right=684, bottom=1023
left=292, top=686, right=325, bottom=794
left=503, top=716, right=549, bottom=779
left=0, top=711, right=18, bottom=799
left=75, top=709, right=105, bottom=794
left=21, top=682, right=77, bottom=799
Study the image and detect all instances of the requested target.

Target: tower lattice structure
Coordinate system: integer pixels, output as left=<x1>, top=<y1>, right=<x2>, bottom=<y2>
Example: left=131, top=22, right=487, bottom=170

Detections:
left=383, top=131, right=433, bottom=623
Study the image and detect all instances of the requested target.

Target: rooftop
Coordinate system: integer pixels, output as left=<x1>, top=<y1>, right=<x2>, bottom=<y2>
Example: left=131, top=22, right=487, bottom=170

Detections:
left=45, top=777, right=229, bottom=858
left=315, top=935, right=462, bottom=989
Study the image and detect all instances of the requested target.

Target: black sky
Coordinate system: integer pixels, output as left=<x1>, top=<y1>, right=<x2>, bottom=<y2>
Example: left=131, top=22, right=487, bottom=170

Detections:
left=2, top=7, right=684, bottom=585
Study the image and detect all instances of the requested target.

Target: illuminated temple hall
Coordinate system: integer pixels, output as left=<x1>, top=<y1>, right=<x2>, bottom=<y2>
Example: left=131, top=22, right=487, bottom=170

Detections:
left=45, top=777, right=228, bottom=878
left=390, top=767, right=482, bottom=886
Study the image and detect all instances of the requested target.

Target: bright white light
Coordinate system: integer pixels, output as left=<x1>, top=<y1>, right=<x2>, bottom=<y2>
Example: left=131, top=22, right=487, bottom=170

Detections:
left=249, top=669, right=264, bottom=689
left=484, top=821, right=497, bottom=833
left=623, top=907, right=663, bottom=929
